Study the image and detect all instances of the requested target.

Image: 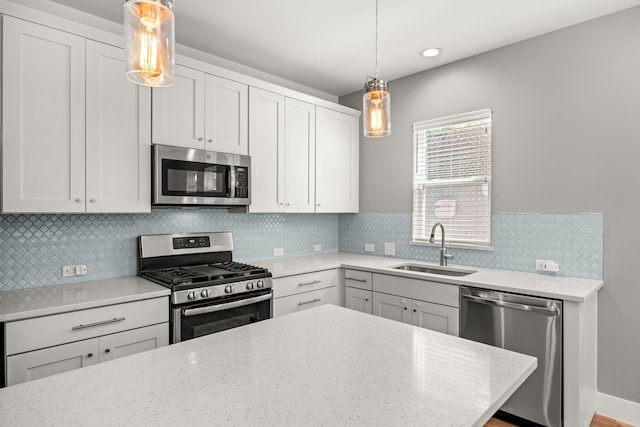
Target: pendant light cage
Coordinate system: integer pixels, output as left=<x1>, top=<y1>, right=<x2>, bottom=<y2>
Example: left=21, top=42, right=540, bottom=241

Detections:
left=124, top=0, right=175, bottom=87
left=363, top=0, right=391, bottom=138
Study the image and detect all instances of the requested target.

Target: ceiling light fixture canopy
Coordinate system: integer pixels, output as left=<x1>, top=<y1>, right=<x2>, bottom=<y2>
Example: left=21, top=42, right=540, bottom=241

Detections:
left=363, top=0, right=391, bottom=138
left=124, top=0, right=175, bottom=87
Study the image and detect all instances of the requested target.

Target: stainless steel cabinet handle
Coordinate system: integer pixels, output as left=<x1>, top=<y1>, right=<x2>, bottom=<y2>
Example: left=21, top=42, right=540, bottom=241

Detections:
left=90, top=199, right=96, bottom=203
left=462, top=294, right=560, bottom=317
left=198, top=137, right=203, bottom=141
left=298, top=280, right=321, bottom=287
left=207, top=138, right=212, bottom=143
left=87, top=353, right=93, bottom=358
left=298, top=298, right=321, bottom=306
left=75, top=198, right=82, bottom=203
left=183, top=293, right=272, bottom=317
left=345, top=277, right=367, bottom=283
left=72, top=317, right=125, bottom=331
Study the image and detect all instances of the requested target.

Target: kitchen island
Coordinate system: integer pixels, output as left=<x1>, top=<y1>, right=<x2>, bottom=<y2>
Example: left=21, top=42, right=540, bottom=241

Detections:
left=0, top=304, right=536, bottom=426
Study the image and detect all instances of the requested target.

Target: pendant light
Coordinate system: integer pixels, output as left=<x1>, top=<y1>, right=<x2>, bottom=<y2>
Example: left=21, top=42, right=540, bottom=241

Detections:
left=363, top=0, right=391, bottom=138
left=124, top=0, right=175, bottom=87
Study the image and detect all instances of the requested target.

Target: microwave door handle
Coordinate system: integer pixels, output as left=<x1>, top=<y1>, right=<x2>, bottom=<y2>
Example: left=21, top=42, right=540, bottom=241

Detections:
left=229, top=166, right=236, bottom=198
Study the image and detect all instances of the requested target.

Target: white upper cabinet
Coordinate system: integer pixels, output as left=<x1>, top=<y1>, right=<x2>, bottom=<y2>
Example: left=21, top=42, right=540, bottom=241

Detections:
left=315, top=107, right=359, bottom=213
left=284, top=98, right=316, bottom=212
left=85, top=41, right=151, bottom=213
left=248, top=87, right=285, bottom=213
left=2, top=16, right=86, bottom=213
left=152, top=65, right=248, bottom=154
left=1, top=16, right=151, bottom=214
left=248, top=90, right=316, bottom=213
left=151, top=65, right=204, bottom=149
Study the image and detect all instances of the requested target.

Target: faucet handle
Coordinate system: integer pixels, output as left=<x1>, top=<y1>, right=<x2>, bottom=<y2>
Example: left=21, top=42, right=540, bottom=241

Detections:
left=443, top=249, right=454, bottom=260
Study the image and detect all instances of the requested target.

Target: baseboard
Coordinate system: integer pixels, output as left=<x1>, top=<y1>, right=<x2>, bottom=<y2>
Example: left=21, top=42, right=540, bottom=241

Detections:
left=597, top=392, right=640, bottom=425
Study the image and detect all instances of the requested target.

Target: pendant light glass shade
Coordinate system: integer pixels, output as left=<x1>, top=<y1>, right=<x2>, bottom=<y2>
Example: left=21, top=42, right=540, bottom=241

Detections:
left=363, top=77, right=391, bottom=137
left=124, top=0, right=175, bottom=87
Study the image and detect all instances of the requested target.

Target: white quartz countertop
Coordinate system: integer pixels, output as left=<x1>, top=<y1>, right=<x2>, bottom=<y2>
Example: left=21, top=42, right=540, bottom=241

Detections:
left=0, top=304, right=536, bottom=427
left=0, top=277, right=170, bottom=322
left=255, top=252, right=603, bottom=302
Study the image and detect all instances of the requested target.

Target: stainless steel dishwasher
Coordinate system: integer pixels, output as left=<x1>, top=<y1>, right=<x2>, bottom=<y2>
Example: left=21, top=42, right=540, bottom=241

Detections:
left=460, top=286, right=563, bottom=427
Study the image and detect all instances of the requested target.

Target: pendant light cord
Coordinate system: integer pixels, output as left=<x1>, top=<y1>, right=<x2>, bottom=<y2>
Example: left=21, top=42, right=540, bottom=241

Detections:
left=375, top=0, right=379, bottom=80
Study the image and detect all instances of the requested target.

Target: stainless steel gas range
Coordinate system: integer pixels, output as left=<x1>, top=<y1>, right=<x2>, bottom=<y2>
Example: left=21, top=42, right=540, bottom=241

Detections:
left=138, top=232, right=273, bottom=344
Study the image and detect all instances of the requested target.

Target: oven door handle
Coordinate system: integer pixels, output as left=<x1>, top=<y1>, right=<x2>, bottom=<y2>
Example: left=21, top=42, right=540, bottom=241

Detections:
left=182, top=293, right=272, bottom=317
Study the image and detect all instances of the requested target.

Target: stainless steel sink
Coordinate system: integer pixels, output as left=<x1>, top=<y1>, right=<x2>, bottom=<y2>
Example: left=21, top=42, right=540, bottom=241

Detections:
left=391, top=263, right=476, bottom=277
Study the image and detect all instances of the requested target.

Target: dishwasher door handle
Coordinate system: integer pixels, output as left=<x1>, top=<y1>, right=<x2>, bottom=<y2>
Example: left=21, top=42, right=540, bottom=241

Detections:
left=462, top=294, right=560, bottom=317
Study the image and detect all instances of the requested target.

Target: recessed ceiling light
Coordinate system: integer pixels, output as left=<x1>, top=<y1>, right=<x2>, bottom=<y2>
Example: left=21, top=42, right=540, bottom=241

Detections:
left=421, top=47, right=442, bottom=58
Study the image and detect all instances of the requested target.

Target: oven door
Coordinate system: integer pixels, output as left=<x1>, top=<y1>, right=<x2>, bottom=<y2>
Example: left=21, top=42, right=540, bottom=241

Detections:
left=172, top=289, right=272, bottom=343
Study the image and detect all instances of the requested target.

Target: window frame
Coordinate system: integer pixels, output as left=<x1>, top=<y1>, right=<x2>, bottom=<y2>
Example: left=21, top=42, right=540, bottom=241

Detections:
left=411, top=109, right=492, bottom=250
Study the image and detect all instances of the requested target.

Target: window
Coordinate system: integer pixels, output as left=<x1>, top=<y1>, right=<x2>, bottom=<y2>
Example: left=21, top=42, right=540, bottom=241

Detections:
left=412, top=109, right=492, bottom=248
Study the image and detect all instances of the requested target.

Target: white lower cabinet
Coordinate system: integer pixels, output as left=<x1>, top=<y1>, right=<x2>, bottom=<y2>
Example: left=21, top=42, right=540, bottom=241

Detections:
left=344, top=269, right=373, bottom=314
left=345, top=287, right=373, bottom=314
left=371, top=273, right=460, bottom=336
left=4, top=297, right=169, bottom=386
left=272, top=269, right=339, bottom=317
left=6, top=324, right=167, bottom=386
left=273, top=286, right=338, bottom=317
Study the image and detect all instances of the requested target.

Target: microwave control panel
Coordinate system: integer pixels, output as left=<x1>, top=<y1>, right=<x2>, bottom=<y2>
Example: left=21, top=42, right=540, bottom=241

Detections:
left=235, top=167, right=249, bottom=198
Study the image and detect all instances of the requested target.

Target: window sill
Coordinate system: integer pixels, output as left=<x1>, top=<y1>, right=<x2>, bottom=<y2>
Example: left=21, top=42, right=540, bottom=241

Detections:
left=410, top=240, right=494, bottom=252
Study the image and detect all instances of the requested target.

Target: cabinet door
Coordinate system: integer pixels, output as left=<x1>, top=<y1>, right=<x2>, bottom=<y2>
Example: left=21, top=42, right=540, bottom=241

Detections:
left=2, top=16, right=86, bottom=213
left=85, top=41, right=151, bottom=213
left=6, top=339, right=99, bottom=386
left=411, top=300, right=460, bottom=336
left=99, top=323, right=168, bottom=363
left=345, top=287, right=373, bottom=314
left=284, top=98, right=316, bottom=212
left=372, top=292, right=411, bottom=324
left=273, top=286, right=338, bottom=317
left=152, top=64, right=205, bottom=148
left=204, top=75, right=248, bottom=154
left=248, top=87, right=285, bottom=212
left=315, top=107, right=359, bottom=213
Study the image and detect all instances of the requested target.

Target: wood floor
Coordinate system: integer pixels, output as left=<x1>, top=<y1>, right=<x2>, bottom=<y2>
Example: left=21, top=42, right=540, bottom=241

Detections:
left=484, top=414, right=634, bottom=427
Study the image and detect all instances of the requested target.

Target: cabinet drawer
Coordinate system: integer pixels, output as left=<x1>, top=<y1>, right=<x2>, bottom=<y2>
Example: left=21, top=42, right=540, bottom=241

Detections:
left=273, top=286, right=338, bottom=317
left=5, top=297, right=169, bottom=355
left=372, top=273, right=459, bottom=308
left=344, top=269, right=373, bottom=290
left=272, top=269, right=339, bottom=298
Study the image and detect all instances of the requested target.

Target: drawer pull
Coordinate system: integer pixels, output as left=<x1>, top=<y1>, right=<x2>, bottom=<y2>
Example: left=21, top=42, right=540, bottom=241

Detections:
left=298, top=298, right=321, bottom=306
left=72, top=317, right=126, bottom=331
left=345, top=277, right=367, bottom=283
left=298, top=280, right=321, bottom=287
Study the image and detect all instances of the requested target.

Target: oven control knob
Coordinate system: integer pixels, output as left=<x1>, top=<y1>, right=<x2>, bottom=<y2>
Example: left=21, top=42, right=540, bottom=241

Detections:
left=200, top=289, right=210, bottom=298
left=224, top=285, right=234, bottom=294
left=187, top=291, right=197, bottom=301
left=256, top=280, right=264, bottom=289
left=246, top=282, right=254, bottom=290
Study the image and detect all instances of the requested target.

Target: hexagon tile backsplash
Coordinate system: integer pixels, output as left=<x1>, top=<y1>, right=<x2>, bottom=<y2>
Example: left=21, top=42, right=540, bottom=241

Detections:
left=0, top=210, right=602, bottom=291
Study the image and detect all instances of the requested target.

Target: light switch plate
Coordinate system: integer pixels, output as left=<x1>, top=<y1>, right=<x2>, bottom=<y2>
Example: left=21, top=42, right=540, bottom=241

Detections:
left=273, top=247, right=284, bottom=256
left=313, top=244, right=322, bottom=252
left=364, top=243, right=375, bottom=252
left=384, top=242, right=396, bottom=256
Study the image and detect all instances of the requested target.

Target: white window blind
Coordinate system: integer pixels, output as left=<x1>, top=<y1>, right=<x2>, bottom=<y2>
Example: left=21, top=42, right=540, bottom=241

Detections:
left=412, top=109, right=492, bottom=248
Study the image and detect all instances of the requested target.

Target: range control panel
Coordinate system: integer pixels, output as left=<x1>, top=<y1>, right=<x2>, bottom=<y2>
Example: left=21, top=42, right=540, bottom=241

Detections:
left=173, top=236, right=211, bottom=249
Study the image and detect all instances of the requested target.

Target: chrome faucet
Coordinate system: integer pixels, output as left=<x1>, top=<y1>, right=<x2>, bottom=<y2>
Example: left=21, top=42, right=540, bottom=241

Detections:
left=429, top=222, right=453, bottom=266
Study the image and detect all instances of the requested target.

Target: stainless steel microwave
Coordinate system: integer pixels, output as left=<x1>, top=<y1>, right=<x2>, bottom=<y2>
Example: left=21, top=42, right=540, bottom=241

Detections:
left=152, top=144, right=250, bottom=207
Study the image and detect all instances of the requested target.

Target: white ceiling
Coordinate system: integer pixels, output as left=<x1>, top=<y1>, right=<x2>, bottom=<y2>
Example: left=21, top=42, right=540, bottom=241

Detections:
left=41, top=0, right=640, bottom=96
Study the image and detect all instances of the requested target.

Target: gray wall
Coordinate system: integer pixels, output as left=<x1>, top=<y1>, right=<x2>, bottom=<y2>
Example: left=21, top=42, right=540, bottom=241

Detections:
left=341, top=6, right=640, bottom=404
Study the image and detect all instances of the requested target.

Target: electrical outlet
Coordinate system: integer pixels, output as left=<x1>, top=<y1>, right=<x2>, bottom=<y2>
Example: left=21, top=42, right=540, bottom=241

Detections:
left=535, top=259, right=560, bottom=272
left=62, top=265, right=76, bottom=277
left=75, top=265, right=87, bottom=276
left=384, top=242, right=396, bottom=256
left=313, top=244, right=322, bottom=252
left=273, top=247, right=284, bottom=257
left=364, top=243, right=375, bottom=252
